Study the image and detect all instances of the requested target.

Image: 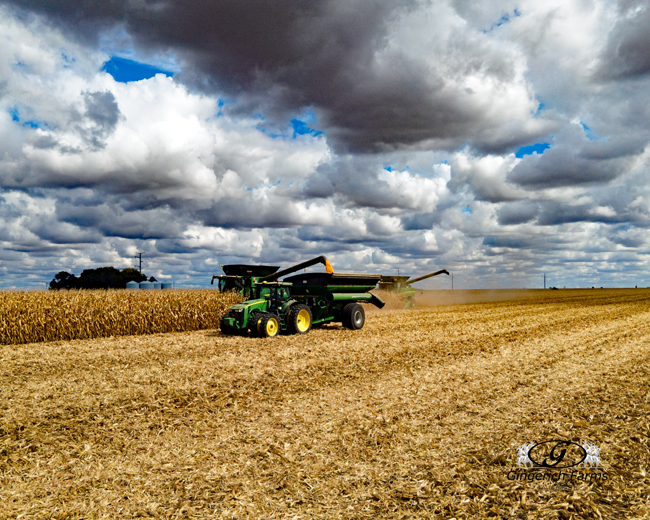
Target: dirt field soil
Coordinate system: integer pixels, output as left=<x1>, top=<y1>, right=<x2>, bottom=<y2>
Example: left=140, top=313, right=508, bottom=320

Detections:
left=1, top=289, right=649, bottom=519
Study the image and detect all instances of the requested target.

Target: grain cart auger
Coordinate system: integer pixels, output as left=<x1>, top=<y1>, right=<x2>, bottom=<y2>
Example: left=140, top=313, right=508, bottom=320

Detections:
left=218, top=256, right=385, bottom=338
left=378, top=269, right=449, bottom=308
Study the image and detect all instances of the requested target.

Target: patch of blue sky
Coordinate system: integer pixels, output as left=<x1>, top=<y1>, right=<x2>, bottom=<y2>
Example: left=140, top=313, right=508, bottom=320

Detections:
left=246, top=179, right=282, bottom=192
left=483, top=8, right=521, bottom=33
left=252, top=109, right=324, bottom=140
left=291, top=119, right=323, bottom=138
left=7, top=107, right=44, bottom=129
left=580, top=122, right=602, bottom=141
left=101, top=56, right=174, bottom=83
left=61, top=53, right=76, bottom=68
left=462, top=206, right=472, bottom=214
left=384, top=166, right=393, bottom=171
left=515, top=142, right=550, bottom=158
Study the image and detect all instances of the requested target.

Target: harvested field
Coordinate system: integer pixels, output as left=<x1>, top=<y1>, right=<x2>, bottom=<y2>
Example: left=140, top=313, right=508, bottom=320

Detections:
left=0, top=290, right=241, bottom=346
left=1, top=289, right=649, bottom=519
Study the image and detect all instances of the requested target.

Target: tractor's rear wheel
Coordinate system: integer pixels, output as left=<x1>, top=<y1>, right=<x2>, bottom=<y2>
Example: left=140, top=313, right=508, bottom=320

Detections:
left=286, top=304, right=312, bottom=335
left=342, top=303, right=365, bottom=330
left=257, top=313, right=280, bottom=338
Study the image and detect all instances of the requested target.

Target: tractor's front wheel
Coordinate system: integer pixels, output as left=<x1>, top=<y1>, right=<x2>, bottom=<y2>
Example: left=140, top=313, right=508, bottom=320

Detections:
left=286, top=304, right=312, bottom=335
left=220, top=312, right=235, bottom=335
left=257, top=313, right=280, bottom=338
left=248, top=311, right=264, bottom=337
left=342, top=303, right=365, bottom=330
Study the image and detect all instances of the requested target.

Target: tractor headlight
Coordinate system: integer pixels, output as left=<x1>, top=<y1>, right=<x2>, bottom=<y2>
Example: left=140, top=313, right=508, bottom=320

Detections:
left=232, top=308, right=245, bottom=325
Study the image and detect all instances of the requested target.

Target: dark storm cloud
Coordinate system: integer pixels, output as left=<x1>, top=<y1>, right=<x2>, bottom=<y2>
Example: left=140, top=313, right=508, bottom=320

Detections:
left=535, top=202, right=624, bottom=226
left=497, top=201, right=539, bottom=225
left=304, top=159, right=406, bottom=209
left=28, top=218, right=101, bottom=244
left=82, top=90, right=121, bottom=148
left=596, top=1, right=650, bottom=80
left=56, top=201, right=184, bottom=239
left=198, top=196, right=318, bottom=229
left=482, top=235, right=540, bottom=249
left=508, top=142, right=642, bottom=188
left=4, top=0, right=549, bottom=153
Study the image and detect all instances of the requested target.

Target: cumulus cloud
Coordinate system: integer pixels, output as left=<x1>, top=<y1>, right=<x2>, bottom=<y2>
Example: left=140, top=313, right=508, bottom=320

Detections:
left=596, top=0, right=650, bottom=80
left=1, top=0, right=556, bottom=153
left=1, top=2, right=650, bottom=289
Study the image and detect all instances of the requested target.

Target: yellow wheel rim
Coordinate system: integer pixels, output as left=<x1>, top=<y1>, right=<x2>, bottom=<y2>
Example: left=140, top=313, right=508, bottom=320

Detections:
left=266, top=317, right=279, bottom=337
left=296, top=309, right=310, bottom=332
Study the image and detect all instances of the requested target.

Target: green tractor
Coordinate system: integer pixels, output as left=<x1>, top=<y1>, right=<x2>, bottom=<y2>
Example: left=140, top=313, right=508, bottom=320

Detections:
left=378, top=269, right=449, bottom=308
left=215, top=256, right=385, bottom=338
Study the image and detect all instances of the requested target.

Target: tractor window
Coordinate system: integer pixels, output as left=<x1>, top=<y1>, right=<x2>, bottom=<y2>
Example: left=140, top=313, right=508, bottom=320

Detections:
left=260, top=287, right=271, bottom=298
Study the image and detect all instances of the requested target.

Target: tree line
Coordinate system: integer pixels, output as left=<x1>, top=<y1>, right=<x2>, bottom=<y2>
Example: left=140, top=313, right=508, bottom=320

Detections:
left=49, top=267, right=156, bottom=290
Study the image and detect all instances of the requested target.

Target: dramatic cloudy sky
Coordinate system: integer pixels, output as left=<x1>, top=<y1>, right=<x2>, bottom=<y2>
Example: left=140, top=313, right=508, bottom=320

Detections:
left=1, top=0, right=649, bottom=288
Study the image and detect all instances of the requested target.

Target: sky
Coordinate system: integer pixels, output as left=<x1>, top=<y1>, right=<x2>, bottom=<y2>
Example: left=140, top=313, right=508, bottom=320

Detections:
left=0, top=0, right=649, bottom=289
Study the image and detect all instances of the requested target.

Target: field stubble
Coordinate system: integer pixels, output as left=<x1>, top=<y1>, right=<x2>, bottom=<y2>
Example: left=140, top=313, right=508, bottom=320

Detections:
left=1, top=289, right=649, bottom=519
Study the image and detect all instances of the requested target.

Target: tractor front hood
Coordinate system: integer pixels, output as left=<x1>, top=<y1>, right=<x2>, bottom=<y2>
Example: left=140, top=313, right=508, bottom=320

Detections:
left=230, top=298, right=266, bottom=310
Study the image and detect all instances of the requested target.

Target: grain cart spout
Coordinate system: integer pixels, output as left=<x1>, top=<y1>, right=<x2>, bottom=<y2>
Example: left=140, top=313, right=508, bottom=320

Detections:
left=260, top=255, right=334, bottom=282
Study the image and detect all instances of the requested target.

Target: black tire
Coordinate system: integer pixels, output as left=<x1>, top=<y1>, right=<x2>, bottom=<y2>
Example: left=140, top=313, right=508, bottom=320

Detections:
left=220, top=312, right=234, bottom=335
left=248, top=311, right=263, bottom=337
left=341, top=303, right=365, bottom=330
left=257, top=313, right=280, bottom=338
left=286, top=304, right=312, bottom=335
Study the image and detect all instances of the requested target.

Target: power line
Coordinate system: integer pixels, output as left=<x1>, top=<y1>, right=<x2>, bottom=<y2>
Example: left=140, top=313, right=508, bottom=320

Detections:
left=135, top=252, right=144, bottom=273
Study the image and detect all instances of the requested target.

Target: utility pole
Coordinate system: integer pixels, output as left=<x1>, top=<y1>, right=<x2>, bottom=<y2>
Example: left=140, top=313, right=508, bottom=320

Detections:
left=135, top=252, right=144, bottom=274
left=544, top=273, right=546, bottom=289
left=397, top=268, right=400, bottom=276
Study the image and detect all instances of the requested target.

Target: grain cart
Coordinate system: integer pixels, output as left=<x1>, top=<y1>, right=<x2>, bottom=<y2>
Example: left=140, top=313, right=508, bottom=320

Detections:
left=219, top=257, right=384, bottom=338
left=378, top=269, right=449, bottom=308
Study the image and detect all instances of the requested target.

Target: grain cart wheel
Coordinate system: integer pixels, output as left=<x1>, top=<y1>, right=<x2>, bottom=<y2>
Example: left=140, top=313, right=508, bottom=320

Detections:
left=342, top=303, right=365, bottom=330
left=220, top=312, right=234, bottom=335
left=257, top=313, right=280, bottom=338
left=286, top=304, right=312, bottom=335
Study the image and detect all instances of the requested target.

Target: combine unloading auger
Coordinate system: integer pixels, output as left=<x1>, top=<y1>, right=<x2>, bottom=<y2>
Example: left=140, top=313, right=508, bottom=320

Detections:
left=378, top=269, right=449, bottom=308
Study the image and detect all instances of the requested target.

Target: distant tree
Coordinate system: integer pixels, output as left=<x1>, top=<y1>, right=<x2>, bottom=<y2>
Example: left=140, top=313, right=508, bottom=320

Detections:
left=49, top=271, right=78, bottom=290
left=49, top=267, right=148, bottom=290
left=148, top=276, right=157, bottom=282
left=121, top=268, right=147, bottom=285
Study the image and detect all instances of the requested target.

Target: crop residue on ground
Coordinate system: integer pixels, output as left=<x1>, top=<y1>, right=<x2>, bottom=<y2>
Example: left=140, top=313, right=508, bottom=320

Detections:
left=1, top=289, right=649, bottom=518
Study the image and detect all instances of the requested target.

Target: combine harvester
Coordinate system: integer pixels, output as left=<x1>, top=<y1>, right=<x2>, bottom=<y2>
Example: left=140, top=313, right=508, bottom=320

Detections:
left=378, top=269, right=449, bottom=308
left=212, top=256, right=384, bottom=338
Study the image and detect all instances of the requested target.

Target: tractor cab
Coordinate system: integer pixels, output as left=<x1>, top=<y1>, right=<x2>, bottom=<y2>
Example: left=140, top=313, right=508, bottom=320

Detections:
left=257, top=281, right=293, bottom=311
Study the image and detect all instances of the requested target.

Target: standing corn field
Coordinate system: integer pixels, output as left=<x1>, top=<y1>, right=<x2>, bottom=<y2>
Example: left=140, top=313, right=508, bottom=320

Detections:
left=0, top=289, right=241, bottom=345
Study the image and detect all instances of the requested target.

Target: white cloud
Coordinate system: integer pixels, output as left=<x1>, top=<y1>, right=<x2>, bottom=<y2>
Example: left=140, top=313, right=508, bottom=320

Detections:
left=0, top=3, right=649, bottom=288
